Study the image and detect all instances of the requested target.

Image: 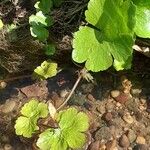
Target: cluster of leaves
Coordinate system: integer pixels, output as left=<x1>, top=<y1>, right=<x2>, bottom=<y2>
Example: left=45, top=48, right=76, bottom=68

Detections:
left=72, top=0, right=150, bottom=72
left=29, top=0, right=58, bottom=56
left=29, top=0, right=64, bottom=80
left=15, top=100, right=89, bottom=150
left=15, top=99, right=48, bottom=137
left=0, top=19, right=3, bottom=29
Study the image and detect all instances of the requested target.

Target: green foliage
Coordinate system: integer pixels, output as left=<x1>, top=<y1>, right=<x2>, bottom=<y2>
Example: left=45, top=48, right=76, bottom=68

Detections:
left=0, top=19, right=3, bottom=29
left=33, top=60, right=58, bottom=80
left=15, top=99, right=48, bottom=138
left=37, top=107, right=89, bottom=150
left=45, top=44, right=56, bottom=56
left=132, top=0, right=150, bottom=38
left=72, top=0, right=136, bottom=72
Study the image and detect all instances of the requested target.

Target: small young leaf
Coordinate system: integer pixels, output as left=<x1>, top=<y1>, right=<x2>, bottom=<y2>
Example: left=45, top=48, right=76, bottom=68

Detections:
left=15, top=99, right=48, bottom=138
left=45, top=44, right=56, bottom=56
left=29, top=11, right=53, bottom=27
left=34, top=60, right=58, bottom=80
left=37, top=129, right=68, bottom=150
left=30, top=25, right=49, bottom=41
left=21, top=99, right=48, bottom=119
left=15, top=116, right=39, bottom=138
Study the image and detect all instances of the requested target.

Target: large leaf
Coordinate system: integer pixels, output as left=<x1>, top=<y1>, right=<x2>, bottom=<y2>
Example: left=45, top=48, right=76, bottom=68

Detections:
left=72, top=0, right=136, bottom=72
left=133, top=0, right=150, bottom=38
left=15, top=116, right=39, bottom=138
left=34, top=60, right=58, bottom=80
left=72, top=26, right=134, bottom=72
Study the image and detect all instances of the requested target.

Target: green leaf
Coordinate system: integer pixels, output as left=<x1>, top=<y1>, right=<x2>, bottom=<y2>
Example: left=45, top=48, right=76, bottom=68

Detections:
left=57, top=108, right=89, bottom=149
left=37, top=129, right=68, bottom=150
left=29, top=11, right=53, bottom=27
left=37, top=108, right=89, bottom=150
left=15, top=99, right=48, bottom=138
left=34, top=60, right=58, bottom=80
left=21, top=99, right=48, bottom=119
left=133, top=1, right=150, bottom=38
left=30, top=25, right=49, bottom=41
left=15, top=116, right=39, bottom=138
left=37, top=0, right=53, bottom=13
left=45, top=44, right=56, bottom=56
left=72, top=0, right=136, bottom=72
left=0, top=19, right=4, bottom=30
left=72, top=26, right=134, bottom=72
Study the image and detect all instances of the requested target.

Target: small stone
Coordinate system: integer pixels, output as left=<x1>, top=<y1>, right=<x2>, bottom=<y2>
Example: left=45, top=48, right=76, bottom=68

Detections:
left=116, top=102, right=122, bottom=107
left=1, top=101, right=16, bottom=114
left=105, top=102, right=115, bottom=112
left=139, top=105, right=146, bottom=111
left=133, top=144, right=149, bottom=150
left=111, top=90, right=120, bottom=98
left=89, top=140, right=100, bottom=150
left=106, top=139, right=117, bottom=150
left=60, top=89, right=69, bottom=98
left=112, top=91, right=130, bottom=104
left=136, top=136, right=146, bottom=145
left=119, top=134, right=130, bottom=148
left=99, top=143, right=106, bottom=150
left=87, top=94, right=95, bottom=101
left=122, top=112, right=134, bottom=124
left=4, top=144, right=13, bottom=150
left=0, top=81, right=7, bottom=89
left=96, top=104, right=106, bottom=114
left=127, top=129, right=137, bottom=143
left=95, top=127, right=112, bottom=141
left=102, top=112, right=113, bottom=122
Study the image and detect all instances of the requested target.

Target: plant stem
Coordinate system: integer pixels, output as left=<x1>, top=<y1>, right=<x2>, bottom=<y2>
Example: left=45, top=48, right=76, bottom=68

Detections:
left=57, top=73, right=82, bottom=111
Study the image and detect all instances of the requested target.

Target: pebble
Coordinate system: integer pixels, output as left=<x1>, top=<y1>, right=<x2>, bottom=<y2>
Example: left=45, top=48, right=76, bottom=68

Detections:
left=122, top=112, right=134, bottom=124
left=60, top=89, right=69, bottom=98
left=1, top=100, right=17, bottom=114
left=111, top=90, right=130, bottom=104
left=4, top=144, right=13, bottom=150
left=96, top=103, right=106, bottom=114
left=111, top=90, right=120, bottom=98
left=106, top=139, right=117, bottom=150
left=136, top=136, right=146, bottom=145
left=102, top=112, right=113, bottom=122
left=127, top=129, right=137, bottom=143
left=89, top=140, right=100, bottom=150
left=95, top=127, right=112, bottom=141
left=0, top=81, right=7, bottom=89
left=105, top=102, right=115, bottom=112
left=119, top=134, right=130, bottom=148
left=133, top=144, right=149, bottom=150
left=87, top=94, right=95, bottom=101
